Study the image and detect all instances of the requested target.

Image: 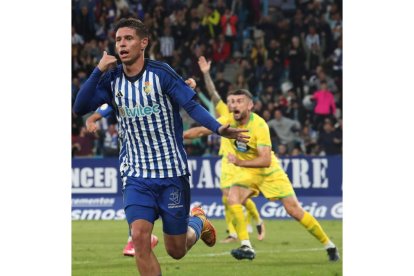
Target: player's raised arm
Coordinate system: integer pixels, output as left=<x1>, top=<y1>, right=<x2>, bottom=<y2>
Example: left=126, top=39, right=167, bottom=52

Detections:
left=97, top=51, right=118, bottom=72
left=73, top=51, right=117, bottom=115
left=198, top=56, right=221, bottom=105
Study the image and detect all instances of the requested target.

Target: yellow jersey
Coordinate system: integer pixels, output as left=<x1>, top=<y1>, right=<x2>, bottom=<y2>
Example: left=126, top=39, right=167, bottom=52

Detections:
left=215, top=100, right=234, bottom=156
left=218, top=112, right=281, bottom=175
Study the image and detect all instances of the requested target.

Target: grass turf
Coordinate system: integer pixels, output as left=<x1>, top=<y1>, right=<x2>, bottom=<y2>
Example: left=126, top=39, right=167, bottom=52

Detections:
left=73, top=219, right=342, bottom=276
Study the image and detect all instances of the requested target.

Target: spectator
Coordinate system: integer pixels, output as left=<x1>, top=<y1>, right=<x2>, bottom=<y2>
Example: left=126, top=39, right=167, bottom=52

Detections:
left=287, top=36, right=306, bottom=96
left=201, top=5, right=221, bottom=39
left=267, top=109, right=301, bottom=153
left=277, top=144, right=288, bottom=157
left=311, top=80, right=336, bottom=130
left=304, top=25, right=320, bottom=50
left=267, top=39, right=284, bottom=80
left=220, top=8, right=238, bottom=45
left=214, top=71, right=232, bottom=100
left=285, top=99, right=306, bottom=124
left=317, top=119, right=342, bottom=155
left=212, top=34, right=231, bottom=64
left=260, top=58, right=279, bottom=91
left=72, top=126, right=98, bottom=157
left=102, top=124, right=119, bottom=157
left=72, top=27, right=85, bottom=45
left=234, top=73, right=249, bottom=90
left=298, top=124, right=318, bottom=155
left=159, top=26, right=175, bottom=64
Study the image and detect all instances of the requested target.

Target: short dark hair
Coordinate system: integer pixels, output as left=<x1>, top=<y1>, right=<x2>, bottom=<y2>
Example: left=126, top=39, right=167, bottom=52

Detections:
left=227, top=89, right=253, bottom=100
left=114, top=18, right=149, bottom=38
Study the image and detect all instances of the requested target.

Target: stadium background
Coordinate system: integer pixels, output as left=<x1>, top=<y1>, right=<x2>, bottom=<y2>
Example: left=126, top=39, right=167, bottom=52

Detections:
left=71, top=0, right=342, bottom=274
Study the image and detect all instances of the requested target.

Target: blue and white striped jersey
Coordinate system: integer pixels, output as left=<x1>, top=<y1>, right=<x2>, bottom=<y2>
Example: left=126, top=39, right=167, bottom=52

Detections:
left=96, top=59, right=195, bottom=178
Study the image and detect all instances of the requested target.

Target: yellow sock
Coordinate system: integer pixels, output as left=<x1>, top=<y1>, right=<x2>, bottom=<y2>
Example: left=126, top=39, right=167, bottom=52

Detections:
left=229, top=204, right=249, bottom=241
left=222, top=195, right=237, bottom=236
left=299, top=211, right=330, bottom=245
left=244, top=198, right=261, bottom=224
left=246, top=211, right=252, bottom=226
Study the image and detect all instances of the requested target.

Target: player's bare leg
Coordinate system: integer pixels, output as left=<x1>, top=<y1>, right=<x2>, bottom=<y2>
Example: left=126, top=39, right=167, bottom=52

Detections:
left=164, top=206, right=216, bottom=259
left=130, top=219, right=161, bottom=276
left=280, top=195, right=340, bottom=261
left=164, top=233, right=190, bottom=259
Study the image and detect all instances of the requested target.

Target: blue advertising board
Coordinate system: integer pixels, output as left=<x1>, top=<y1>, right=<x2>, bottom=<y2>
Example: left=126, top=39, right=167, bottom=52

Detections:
left=72, top=156, right=342, bottom=220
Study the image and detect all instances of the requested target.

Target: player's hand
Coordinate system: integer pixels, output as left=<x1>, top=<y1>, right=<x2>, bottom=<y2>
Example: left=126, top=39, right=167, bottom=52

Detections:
left=97, top=51, right=117, bottom=72
left=227, top=153, right=238, bottom=166
left=218, top=124, right=249, bottom=143
left=185, top=78, right=197, bottom=89
left=198, top=56, right=211, bottom=74
left=86, top=121, right=99, bottom=133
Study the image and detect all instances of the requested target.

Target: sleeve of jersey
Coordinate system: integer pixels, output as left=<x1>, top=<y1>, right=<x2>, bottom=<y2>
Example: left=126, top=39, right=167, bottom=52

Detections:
left=96, top=103, right=114, bottom=118
left=165, top=77, right=196, bottom=106
left=215, top=100, right=230, bottom=117
left=73, top=67, right=112, bottom=115
left=182, top=100, right=222, bottom=134
left=256, top=121, right=272, bottom=147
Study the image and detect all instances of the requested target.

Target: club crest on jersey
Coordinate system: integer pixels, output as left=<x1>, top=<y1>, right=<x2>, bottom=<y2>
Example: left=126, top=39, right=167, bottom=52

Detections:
left=144, top=82, right=152, bottom=95
left=116, top=91, right=123, bottom=97
left=118, top=107, right=126, bottom=117
left=235, top=140, right=249, bottom=152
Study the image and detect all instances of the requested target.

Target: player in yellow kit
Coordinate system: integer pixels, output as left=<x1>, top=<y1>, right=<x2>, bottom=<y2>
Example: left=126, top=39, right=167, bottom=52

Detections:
left=188, top=88, right=340, bottom=262
left=184, top=56, right=265, bottom=243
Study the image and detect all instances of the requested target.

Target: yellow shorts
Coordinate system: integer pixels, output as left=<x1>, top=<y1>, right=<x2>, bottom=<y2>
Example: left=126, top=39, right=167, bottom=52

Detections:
left=220, top=157, right=237, bottom=190
left=231, top=167, right=295, bottom=200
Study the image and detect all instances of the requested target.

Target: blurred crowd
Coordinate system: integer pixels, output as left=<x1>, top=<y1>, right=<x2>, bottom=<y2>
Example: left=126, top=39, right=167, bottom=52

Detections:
left=72, top=0, right=342, bottom=158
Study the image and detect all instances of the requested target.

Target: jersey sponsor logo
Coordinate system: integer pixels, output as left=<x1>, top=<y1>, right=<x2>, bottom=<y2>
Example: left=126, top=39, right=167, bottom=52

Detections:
left=143, top=81, right=152, bottom=95
left=118, top=104, right=161, bottom=118
left=235, top=140, right=249, bottom=152
left=72, top=167, right=118, bottom=194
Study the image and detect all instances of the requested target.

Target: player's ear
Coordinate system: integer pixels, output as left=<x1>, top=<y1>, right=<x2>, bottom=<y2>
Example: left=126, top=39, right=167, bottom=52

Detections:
left=141, top=37, right=149, bottom=51
left=248, top=100, right=254, bottom=111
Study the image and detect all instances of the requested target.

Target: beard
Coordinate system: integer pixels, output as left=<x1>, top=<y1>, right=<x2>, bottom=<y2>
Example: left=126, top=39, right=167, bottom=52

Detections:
left=233, top=110, right=248, bottom=122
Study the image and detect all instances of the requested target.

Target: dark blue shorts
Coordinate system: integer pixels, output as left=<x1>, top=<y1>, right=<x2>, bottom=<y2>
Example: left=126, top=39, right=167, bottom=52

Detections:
left=123, top=175, right=191, bottom=235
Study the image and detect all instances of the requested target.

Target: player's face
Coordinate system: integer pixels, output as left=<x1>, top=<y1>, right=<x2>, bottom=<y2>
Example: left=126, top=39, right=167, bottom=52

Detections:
left=115, top=27, right=148, bottom=65
left=231, top=95, right=253, bottom=122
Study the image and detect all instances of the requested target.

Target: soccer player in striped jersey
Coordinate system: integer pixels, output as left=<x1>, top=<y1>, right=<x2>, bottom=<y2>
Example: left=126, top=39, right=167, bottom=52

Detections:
left=73, top=18, right=249, bottom=275
left=184, top=56, right=265, bottom=243
left=86, top=78, right=198, bottom=257
left=181, top=89, right=340, bottom=262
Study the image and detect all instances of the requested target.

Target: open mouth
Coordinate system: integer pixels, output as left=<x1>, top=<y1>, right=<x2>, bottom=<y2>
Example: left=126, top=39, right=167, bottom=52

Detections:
left=119, top=50, right=129, bottom=58
left=234, top=110, right=240, bottom=115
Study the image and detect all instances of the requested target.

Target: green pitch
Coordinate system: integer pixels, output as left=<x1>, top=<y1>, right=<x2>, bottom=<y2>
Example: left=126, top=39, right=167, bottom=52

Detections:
left=73, top=219, right=342, bottom=276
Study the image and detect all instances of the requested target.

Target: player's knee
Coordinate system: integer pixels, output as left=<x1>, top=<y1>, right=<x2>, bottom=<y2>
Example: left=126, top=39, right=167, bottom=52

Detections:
left=166, top=247, right=186, bottom=260
left=131, top=229, right=150, bottom=248
left=227, top=194, right=239, bottom=205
